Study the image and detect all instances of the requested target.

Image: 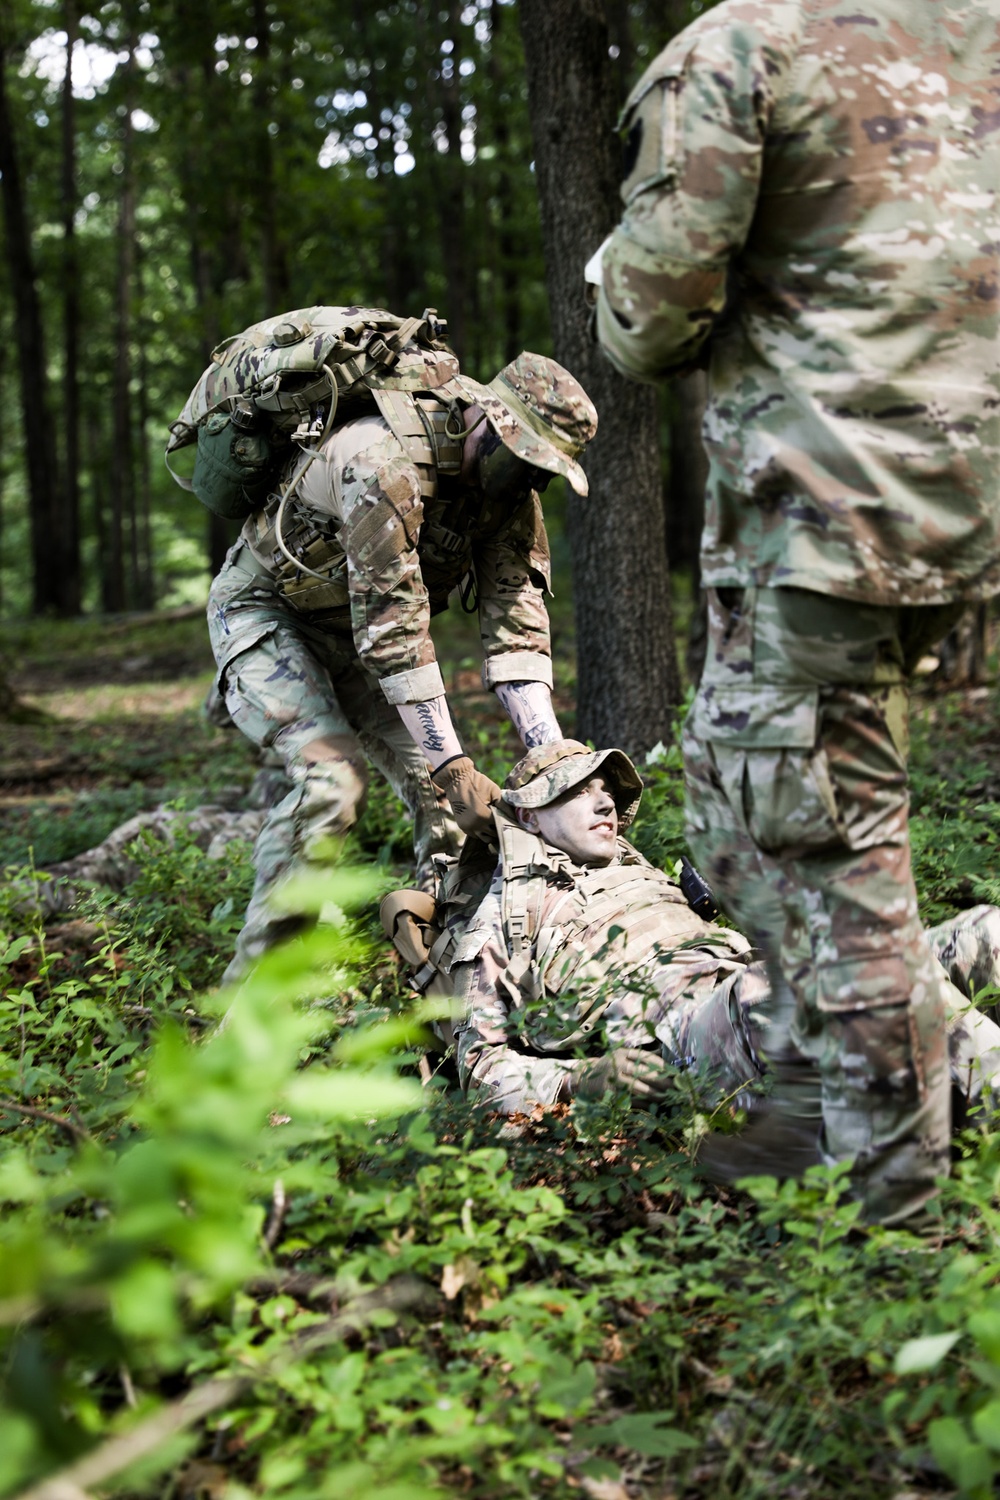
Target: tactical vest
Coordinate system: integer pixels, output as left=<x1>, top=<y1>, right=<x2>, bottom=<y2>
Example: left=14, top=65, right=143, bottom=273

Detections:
left=496, top=819, right=721, bottom=1000
left=385, top=811, right=740, bottom=1006
left=245, top=389, right=478, bottom=615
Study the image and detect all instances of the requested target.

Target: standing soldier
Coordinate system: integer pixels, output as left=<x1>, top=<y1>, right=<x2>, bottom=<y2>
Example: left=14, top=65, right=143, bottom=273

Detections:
left=171, top=308, right=597, bottom=984
left=592, top=1, right=1000, bottom=1223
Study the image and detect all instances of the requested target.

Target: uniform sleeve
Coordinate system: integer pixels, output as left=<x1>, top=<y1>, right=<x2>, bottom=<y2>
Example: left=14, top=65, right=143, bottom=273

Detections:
left=454, top=940, right=576, bottom=1114
left=596, top=8, right=797, bottom=381
left=453, top=889, right=575, bottom=1113
left=338, top=440, right=446, bottom=704
left=474, top=491, right=554, bottom=691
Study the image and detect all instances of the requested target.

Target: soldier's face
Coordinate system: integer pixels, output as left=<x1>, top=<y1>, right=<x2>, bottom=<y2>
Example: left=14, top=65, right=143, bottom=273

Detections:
left=520, top=775, right=618, bottom=866
left=463, top=412, right=552, bottom=503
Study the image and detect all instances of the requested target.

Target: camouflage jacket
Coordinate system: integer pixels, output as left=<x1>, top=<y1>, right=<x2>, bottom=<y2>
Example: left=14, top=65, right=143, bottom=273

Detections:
left=241, top=413, right=553, bottom=705
left=452, top=834, right=750, bottom=1114
left=596, top=0, right=1000, bottom=606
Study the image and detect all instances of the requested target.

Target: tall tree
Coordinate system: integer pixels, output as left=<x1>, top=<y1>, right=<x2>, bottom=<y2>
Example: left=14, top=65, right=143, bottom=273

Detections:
left=0, top=18, right=59, bottom=614
left=432, top=2, right=469, bottom=363
left=517, top=0, right=680, bottom=754
left=486, top=0, right=521, bottom=365
left=106, top=30, right=139, bottom=612
left=250, top=0, right=291, bottom=310
left=57, top=0, right=82, bottom=614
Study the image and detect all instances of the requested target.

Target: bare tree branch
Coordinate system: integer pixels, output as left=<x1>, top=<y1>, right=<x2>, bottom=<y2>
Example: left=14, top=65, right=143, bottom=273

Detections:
left=0, top=1098, right=90, bottom=1142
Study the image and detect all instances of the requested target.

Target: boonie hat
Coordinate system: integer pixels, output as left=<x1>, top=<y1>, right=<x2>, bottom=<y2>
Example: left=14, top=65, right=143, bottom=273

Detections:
left=455, top=353, right=598, bottom=497
left=502, top=739, right=643, bottom=830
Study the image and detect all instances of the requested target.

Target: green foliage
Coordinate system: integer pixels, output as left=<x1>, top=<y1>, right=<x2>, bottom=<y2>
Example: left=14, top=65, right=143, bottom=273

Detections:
left=7, top=618, right=1000, bottom=1497
left=0, top=785, right=163, bottom=869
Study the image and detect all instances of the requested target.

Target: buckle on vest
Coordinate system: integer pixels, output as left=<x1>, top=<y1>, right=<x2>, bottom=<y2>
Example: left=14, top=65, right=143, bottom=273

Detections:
left=365, top=333, right=399, bottom=369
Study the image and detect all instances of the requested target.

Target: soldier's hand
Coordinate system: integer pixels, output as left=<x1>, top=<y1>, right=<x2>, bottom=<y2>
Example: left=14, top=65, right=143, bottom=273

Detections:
left=431, top=755, right=502, bottom=841
left=567, top=1048, right=674, bottom=1101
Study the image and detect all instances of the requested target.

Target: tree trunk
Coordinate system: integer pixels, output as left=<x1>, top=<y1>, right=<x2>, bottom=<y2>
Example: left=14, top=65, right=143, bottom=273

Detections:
left=166, top=19, right=243, bottom=580
left=134, top=237, right=155, bottom=608
left=351, top=0, right=421, bottom=313
left=251, top=0, right=291, bottom=310
left=107, top=36, right=138, bottom=612
left=0, top=25, right=59, bottom=614
left=58, top=0, right=82, bottom=615
left=432, top=3, right=469, bottom=362
left=517, top=0, right=680, bottom=755
left=488, top=0, right=521, bottom=365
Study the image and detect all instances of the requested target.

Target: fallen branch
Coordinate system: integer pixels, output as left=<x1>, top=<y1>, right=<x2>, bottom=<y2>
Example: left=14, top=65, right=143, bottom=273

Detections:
left=14, top=1276, right=436, bottom=1500
left=0, top=1098, right=90, bottom=1143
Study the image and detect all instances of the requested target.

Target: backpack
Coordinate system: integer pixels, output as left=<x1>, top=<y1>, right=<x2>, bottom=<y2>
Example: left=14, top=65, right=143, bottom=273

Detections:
left=165, top=305, right=458, bottom=520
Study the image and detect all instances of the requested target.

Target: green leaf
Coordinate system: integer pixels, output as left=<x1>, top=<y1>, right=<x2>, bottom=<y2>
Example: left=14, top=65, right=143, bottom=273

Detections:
left=593, top=1411, right=700, bottom=1458
left=335, top=1016, right=432, bottom=1063
left=283, top=1068, right=423, bottom=1119
left=109, top=1261, right=180, bottom=1341
left=894, top=1330, right=962, bottom=1375
left=972, top=1399, right=1000, bottom=1454
left=970, top=1308, right=1000, bottom=1365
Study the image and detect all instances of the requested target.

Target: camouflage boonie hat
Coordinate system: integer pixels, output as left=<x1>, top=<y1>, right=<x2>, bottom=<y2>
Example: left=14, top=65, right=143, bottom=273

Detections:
left=455, top=353, right=598, bottom=497
left=502, top=739, right=643, bottom=830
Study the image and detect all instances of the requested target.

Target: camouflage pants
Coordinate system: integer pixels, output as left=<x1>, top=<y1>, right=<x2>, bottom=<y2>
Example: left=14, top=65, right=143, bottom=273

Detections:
left=684, top=586, right=965, bottom=1225
left=209, top=541, right=461, bottom=983
left=674, top=908, right=1000, bottom=1120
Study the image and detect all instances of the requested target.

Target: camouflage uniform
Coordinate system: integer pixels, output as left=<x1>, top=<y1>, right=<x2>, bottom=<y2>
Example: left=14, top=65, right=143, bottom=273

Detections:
left=453, top=745, right=1000, bottom=1134
left=594, top=0, right=1000, bottom=1222
left=208, top=343, right=597, bottom=983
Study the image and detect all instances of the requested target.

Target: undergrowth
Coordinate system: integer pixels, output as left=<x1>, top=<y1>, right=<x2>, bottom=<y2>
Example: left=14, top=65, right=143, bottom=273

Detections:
left=3, top=631, right=1000, bottom=1498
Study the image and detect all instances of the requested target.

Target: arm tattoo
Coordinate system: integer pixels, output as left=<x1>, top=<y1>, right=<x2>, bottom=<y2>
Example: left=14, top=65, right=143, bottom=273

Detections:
left=495, top=681, right=561, bottom=749
left=415, top=700, right=447, bottom=754
left=396, top=695, right=464, bottom=769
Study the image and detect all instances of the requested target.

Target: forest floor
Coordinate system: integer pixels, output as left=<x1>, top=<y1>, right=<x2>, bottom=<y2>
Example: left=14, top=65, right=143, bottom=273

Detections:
left=3, top=605, right=1000, bottom=1500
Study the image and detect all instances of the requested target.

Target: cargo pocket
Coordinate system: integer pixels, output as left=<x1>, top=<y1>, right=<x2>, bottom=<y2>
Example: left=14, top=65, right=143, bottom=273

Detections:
left=211, top=619, right=278, bottom=698
left=691, top=683, right=908, bottom=859
left=689, top=683, right=842, bottom=856
left=821, top=998, right=925, bottom=1109
left=814, top=951, right=915, bottom=1015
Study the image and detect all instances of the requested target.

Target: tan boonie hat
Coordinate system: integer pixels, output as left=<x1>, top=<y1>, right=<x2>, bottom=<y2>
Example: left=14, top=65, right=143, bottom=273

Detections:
left=502, top=739, right=643, bottom=830
left=455, top=353, right=598, bottom=497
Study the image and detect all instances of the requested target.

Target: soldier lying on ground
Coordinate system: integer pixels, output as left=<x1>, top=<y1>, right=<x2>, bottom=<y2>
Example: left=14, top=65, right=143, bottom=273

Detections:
left=439, top=743, right=1000, bottom=1162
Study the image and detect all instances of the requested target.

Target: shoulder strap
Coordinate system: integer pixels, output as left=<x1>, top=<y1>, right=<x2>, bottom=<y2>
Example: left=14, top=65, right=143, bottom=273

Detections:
left=498, top=815, right=555, bottom=984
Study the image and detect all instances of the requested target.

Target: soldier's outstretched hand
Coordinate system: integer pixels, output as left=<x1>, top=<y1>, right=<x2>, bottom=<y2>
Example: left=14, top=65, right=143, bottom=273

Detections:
left=432, top=755, right=502, bottom=841
left=568, top=1048, right=674, bottom=1101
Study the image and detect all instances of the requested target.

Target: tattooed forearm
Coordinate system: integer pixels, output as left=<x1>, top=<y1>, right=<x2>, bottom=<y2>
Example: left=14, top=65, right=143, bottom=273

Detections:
left=495, top=681, right=561, bottom=750
left=415, top=701, right=447, bottom=753
left=396, top=695, right=464, bottom=770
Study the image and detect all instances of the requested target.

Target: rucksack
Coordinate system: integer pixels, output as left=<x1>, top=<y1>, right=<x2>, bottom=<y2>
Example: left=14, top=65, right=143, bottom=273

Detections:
left=166, top=305, right=458, bottom=520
